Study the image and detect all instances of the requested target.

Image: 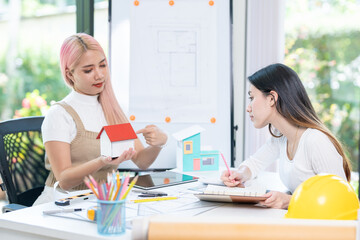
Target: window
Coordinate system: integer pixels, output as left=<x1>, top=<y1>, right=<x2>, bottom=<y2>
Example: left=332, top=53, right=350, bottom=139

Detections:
left=94, top=0, right=108, bottom=53
left=285, top=0, right=360, bottom=171
left=0, top=0, right=109, bottom=121
left=202, top=157, right=214, bottom=166
left=0, top=0, right=76, bottom=120
left=183, top=141, right=193, bottom=154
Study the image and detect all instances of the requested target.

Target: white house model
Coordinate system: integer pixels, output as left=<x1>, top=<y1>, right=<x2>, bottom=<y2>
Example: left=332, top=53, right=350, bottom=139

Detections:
left=96, top=123, right=137, bottom=158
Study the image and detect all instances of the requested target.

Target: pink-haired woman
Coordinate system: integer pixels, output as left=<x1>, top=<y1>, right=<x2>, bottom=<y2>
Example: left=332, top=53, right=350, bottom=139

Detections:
left=34, top=33, right=167, bottom=205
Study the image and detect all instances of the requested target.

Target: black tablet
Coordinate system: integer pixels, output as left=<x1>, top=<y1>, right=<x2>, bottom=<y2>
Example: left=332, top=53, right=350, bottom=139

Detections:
left=133, top=171, right=199, bottom=190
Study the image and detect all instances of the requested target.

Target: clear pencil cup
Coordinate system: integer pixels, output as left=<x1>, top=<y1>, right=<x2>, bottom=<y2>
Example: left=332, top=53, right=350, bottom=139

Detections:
left=97, top=199, right=126, bottom=235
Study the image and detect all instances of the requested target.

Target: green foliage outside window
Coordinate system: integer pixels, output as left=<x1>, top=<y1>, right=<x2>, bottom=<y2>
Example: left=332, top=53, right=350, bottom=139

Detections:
left=14, top=89, right=50, bottom=118
left=285, top=0, right=360, bottom=171
left=0, top=48, right=69, bottom=121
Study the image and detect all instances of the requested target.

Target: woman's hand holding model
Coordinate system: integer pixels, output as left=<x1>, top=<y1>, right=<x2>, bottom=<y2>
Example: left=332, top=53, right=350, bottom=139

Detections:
left=100, top=149, right=136, bottom=165
left=101, top=125, right=168, bottom=166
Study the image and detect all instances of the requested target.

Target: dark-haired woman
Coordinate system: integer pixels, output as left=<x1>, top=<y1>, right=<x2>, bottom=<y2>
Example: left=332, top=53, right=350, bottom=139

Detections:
left=221, top=63, right=351, bottom=209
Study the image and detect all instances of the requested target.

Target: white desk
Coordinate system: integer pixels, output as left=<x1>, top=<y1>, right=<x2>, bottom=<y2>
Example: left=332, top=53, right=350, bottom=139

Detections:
left=0, top=171, right=355, bottom=240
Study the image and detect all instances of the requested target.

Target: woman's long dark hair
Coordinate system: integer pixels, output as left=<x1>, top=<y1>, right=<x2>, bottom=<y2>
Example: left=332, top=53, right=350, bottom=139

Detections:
left=248, top=63, right=351, bottom=181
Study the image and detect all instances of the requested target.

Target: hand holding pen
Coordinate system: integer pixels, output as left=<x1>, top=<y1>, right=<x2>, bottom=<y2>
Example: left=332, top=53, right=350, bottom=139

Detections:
left=220, top=164, right=251, bottom=188
left=220, top=153, right=235, bottom=184
left=220, top=170, right=245, bottom=187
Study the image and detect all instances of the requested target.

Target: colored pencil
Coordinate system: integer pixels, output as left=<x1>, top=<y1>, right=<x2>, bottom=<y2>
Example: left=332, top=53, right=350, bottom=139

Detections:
left=131, top=196, right=178, bottom=203
left=121, top=175, right=139, bottom=200
left=221, top=152, right=235, bottom=183
left=84, top=177, right=100, bottom=199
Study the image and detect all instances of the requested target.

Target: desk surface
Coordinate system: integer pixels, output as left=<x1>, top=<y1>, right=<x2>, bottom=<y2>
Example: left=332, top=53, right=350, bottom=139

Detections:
left=0, top=171, right=331, bottom=240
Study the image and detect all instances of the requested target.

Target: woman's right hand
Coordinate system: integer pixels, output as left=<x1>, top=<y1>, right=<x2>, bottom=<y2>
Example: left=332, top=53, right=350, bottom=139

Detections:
left=220, top=166, right=251, bottom=187
left=100, top=148, right=136, bottom=165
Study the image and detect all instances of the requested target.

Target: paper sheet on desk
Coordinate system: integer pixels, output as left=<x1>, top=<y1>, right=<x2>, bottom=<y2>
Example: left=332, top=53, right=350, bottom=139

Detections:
left=199, top=178, right=225, bottom=186
left=128, top=182, right=222, bottom=218
left=203, top=176, right=268, bottom=196
left=130, top=193, right=222, bottom=217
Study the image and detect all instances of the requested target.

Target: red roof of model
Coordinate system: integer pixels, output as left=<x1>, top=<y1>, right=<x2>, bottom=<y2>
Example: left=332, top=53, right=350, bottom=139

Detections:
left=96, top=123, right=137, bottom=142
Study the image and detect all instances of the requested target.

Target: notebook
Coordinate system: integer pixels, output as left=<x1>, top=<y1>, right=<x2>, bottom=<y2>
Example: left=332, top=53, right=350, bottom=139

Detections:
left=194, top=184, right=268, bottom=203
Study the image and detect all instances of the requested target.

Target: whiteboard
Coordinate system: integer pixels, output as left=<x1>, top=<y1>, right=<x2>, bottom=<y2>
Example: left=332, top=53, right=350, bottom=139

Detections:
left=110, top=0, right=231, bottom=170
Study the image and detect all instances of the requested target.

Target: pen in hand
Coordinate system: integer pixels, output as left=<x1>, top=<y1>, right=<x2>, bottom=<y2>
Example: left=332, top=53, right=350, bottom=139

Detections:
left=43, top=208, right=84, bottom=215
left=221, top=152, right=235, bottom=183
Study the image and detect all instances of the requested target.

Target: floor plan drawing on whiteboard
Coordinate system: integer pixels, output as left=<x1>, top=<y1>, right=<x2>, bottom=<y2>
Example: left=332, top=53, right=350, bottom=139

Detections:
left=129, top=1, right=218, bottom=123
left=130, top=23, right=218, bottom=123
left=157, top=30, right=197, bottom=88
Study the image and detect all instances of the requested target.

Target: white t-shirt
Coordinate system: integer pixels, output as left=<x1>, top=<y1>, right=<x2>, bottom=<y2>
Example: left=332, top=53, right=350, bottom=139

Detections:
left=241, top=128, right=346, bottom=193
left=42, top=91, right=108, bottom=144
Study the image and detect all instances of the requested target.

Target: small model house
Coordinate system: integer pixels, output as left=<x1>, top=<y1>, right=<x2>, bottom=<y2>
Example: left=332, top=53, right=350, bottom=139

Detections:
left=96, top=123, right=137, bottom=158
left=173, top=125, right=219, bottom=172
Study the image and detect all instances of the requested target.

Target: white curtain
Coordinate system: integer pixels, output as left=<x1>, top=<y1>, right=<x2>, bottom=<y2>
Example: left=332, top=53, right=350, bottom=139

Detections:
left=243, top=0, right=285, bottom=169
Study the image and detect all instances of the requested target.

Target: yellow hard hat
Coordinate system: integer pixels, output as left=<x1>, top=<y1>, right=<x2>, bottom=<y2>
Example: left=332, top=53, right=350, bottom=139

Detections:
left=285, top=174, right=359, bottom=220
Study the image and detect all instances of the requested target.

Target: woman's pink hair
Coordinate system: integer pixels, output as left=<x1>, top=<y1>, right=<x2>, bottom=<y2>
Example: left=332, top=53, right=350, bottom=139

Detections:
left=59, top=33, right=128, bottom=125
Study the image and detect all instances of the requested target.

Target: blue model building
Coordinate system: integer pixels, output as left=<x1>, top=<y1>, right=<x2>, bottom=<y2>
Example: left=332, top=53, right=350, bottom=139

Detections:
left=173, top=125, right=219, bottom=172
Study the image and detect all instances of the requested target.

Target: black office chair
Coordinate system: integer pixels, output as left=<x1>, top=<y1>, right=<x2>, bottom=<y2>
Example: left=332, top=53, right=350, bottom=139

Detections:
left=0, top=116, right=49, bottom=212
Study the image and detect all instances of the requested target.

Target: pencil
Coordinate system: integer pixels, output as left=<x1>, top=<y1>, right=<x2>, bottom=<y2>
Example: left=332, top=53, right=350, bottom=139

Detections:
left=115, top=175, right=126, bottom=200
left=84, top=177, right=100, bottom=199
left=106, top=173, right=113, bottom=200
left=106, top=173, right=111, bottom=192
left=221, top=152, right=235, bottom=183
left=88, top=174, right=98, bottom=188
left=121, top=175, right=139, bottom=200
left=119, top=174, right=130, bottom=199
left=108, top=181, right=115, bottom=200
left=113, top=172, right=121, bottom=200
left=131, top=196, right=178, bottom=203
left=97, top=181, right=105, bottom=200
left=220, top=152, right=231, bottom=175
